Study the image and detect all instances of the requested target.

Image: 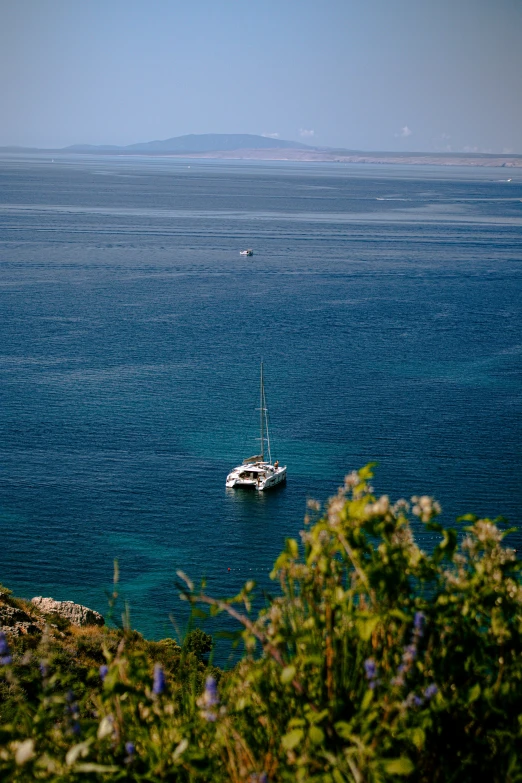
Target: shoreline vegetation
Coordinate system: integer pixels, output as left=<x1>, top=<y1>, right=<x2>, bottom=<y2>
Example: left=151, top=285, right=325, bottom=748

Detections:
left=1, top=465, right=521, bottom=781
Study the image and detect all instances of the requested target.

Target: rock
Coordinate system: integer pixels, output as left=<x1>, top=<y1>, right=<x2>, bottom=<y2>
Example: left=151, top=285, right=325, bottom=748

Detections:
left=31, top=597, right=105, bottom=627
left=0, top=603, right=41, bottom=636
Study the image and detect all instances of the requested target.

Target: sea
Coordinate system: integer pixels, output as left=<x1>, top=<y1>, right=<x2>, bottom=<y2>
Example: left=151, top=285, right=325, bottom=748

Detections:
left=1, top=154, right=521, bottom=655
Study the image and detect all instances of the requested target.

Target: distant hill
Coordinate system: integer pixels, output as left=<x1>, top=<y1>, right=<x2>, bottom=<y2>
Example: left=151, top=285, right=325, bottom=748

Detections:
left=64, top=133, right=312, bottom=154
left=1, top=134, right=521, bottom=167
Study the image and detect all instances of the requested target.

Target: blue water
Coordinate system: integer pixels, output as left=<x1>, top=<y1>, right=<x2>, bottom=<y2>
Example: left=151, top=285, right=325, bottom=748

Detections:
left=1, top=154, right=521, bottom=646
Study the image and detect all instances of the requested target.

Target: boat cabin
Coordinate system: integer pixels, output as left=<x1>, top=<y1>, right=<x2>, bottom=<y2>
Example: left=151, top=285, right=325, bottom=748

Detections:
left=238, top=462, right=274, bottom=480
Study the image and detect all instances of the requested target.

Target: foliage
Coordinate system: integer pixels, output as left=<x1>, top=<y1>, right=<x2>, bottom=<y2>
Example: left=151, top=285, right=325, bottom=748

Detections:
left=1, top=465, right=521, bottom=781
left=183, top=629, right=213, bottom=664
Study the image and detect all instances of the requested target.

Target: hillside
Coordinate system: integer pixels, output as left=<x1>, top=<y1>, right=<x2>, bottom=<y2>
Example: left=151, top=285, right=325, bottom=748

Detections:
left=64, top=133, right=312, bottom=154
left=2, top=134, right=522, bottom=166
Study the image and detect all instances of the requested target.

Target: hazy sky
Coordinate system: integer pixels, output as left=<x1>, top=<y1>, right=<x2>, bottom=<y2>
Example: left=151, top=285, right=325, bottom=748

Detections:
left=1, top=0, right=521, bottom=152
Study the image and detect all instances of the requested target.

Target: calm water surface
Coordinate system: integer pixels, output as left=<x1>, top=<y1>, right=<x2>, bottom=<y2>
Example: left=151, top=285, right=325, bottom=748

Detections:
left=1, top=155, right=521, bottom=648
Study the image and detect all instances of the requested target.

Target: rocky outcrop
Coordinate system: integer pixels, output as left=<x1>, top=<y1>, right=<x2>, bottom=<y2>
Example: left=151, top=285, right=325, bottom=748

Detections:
left=0, top=603, right=41, bottom=636
left=31, top=597, right=104, bottom=627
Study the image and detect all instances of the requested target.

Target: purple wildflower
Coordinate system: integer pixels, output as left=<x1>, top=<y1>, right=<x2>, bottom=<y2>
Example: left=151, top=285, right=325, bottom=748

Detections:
left=199, top=675, right=220, bottom=721
left=39, top=661, right=49, bottom=678
left=393, top=613, right=426, bottom=687
left=364, top=658, right=377, bottom=680
left=404, top=692, right=423, bottom=709
left=152, top=664, right=166, bottom=695
left=99, top=664, right=109, bottom=681
left=204, top=676, right=219, bottom=707
left=413, top=612, right=425, bottom=635
left=124, top=741, right=136, bottom=763
left=64, top=692, right=81, bottom=735
left=0, top=632, right=12, bottom=666
left=0, top=633, right=9, bottom=655
left=424, top=683, right=438, bottom=700
left=250, top=774, right=268, bottom=783
left=364, top=658, right=379, bottom=690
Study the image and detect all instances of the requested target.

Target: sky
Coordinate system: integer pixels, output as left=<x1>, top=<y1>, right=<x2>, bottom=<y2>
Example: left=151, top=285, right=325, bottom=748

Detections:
left=1, top=0, right=521, bottom=153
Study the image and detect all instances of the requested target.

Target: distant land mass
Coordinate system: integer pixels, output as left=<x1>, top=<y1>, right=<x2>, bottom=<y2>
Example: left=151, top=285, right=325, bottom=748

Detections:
left=65, top=133, right=312, bottom=154
left=1, top=133, right=521, bottom=168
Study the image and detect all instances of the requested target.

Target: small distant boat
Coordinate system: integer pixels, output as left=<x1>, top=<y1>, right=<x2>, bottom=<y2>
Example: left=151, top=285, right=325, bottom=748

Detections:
left=239, top=249, right=253, bottom=256
left=226, top=362, right=287, bottom=491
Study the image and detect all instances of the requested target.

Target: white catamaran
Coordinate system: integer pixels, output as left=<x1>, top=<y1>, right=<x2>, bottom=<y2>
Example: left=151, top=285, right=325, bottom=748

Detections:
left=226, top=362, right=287, bottom=491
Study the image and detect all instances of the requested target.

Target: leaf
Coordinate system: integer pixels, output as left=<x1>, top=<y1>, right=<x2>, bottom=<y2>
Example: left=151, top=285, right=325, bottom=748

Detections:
left=440, top=529, right=457, bottom=551
left=456, top=513, right=478, bottom=523
left=75, top=763, right=120, bottom=773
left=65, top=740, right=91, bottom=766
left=176, top=570, right=194, bottom=592
left=359, top=463, right=377, bottom=480
left=271, top=552, right=289, bottom=577
left=410, top=727, right=425, bottom=751
left=287, top=538, right=299, bottom=559
left=303, top=654, right=323, bottom=666
left=309, top=726, right=325, bottom=745
left=282, top=728, right=304, bottom=751
left=288, top=717, right=306, bottom=728
left=433, top=528, right=457, bottom=563
left=173, top=738, right=189, bottom=759
left=305, top=707, right=329, bottom=725
left=356, top=615, right=379, bottom=641
left=389, top=609, right=410, bottom=622
left=382, top=757, right=415, bottom=776
left=468, top=683, right=481, bottom=704
left=334, top=721, right=352, bottom=740
left=361, top=689, right=374, bottom=710
left=281, top=665, right=296, bottom=684
left=348, top=498, right=370, bottom=519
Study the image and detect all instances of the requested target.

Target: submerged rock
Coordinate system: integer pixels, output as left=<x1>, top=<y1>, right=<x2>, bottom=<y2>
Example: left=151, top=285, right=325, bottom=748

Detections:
left=31, top=597, right=105, bottom=627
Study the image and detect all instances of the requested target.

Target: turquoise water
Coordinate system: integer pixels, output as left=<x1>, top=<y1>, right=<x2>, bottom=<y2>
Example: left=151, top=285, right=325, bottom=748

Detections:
left=0, top=155, right=520, bottom=646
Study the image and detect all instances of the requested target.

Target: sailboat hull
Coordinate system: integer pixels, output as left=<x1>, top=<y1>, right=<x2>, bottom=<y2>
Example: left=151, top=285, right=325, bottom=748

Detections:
left=226, top=464, right=287, bottom=491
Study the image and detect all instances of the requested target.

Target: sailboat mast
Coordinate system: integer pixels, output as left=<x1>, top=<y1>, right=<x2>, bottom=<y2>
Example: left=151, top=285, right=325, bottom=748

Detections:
left=265, top=384, right=272, bottom=465
left=260, top=361, right=264, bottom=461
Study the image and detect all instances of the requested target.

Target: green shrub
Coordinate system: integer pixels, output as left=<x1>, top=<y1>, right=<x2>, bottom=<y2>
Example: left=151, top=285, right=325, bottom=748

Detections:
left=0, top=465, right=520, bottom=782
left=46, top=613, right=73, bottom=633
left=184, top=629, right=213, bottom=663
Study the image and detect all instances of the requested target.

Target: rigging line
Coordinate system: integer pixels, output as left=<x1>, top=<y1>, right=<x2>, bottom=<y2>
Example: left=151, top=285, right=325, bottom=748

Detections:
left=244, top=399, right=258, bottom=458
left=261, top=365, right=274, bottom=465
left=264, top=381, right=272, bottom=465
left=260, top=359, right=264, bottom=461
